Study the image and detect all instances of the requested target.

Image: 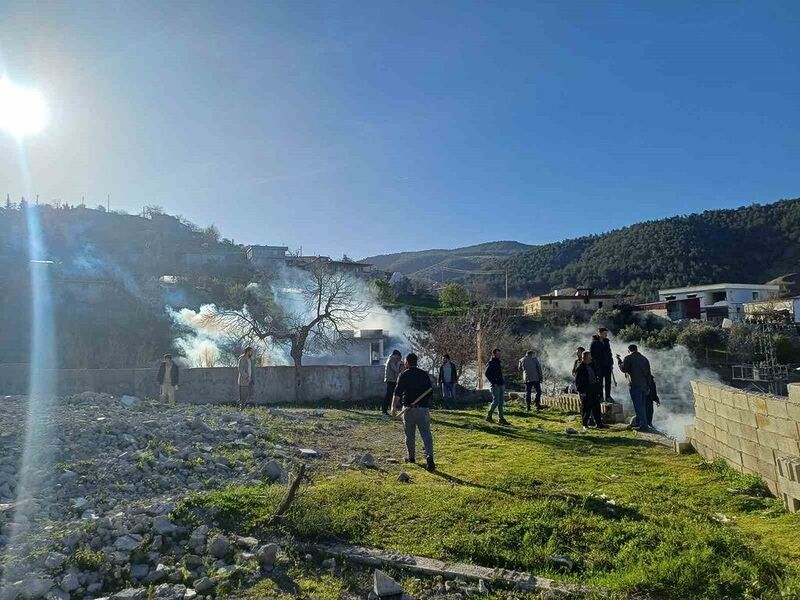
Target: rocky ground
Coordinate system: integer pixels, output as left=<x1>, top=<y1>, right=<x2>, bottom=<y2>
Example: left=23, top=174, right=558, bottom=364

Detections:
left=0, top=394, right=543, bottom=600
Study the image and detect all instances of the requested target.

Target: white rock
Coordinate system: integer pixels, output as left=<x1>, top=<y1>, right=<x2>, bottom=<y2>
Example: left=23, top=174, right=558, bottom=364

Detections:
left=373, top=569, right=404, bottom=598
left=120, top=395, right=140, bottom=408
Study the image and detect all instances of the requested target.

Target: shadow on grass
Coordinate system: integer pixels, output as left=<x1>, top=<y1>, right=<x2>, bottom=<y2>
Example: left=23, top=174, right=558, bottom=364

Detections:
left=431, top=416, right=660, bottom=452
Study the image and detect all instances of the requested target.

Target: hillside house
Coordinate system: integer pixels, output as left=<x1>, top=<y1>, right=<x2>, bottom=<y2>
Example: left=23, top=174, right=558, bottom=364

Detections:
left=658, top=283, right=780, bottom=323
left=633, top=297, right=702, bottom=321
left=246, top=245, right=289, bottom=270
left=522, top=288, right=629, bottom=316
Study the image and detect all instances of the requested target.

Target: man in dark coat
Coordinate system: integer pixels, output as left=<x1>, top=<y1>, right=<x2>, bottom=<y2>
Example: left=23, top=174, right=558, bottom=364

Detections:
left=484, top=348, right=509, bottom=426
left=156, top=354, right=179, bottom=404
left=574, top=351, right=605, bottom=429
left=589, top=328, right=615, bottom=402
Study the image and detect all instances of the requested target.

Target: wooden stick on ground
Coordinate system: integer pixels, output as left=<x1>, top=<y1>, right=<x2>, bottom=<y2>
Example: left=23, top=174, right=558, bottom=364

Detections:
left=266, top=462, right=307, bottom=527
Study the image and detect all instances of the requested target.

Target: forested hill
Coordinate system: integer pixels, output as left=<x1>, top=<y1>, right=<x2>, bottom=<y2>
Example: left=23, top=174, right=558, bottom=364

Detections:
left=362, top=241, right=531, bottom=278
left=367, top=199, right=800, bottom=301
left=486, top=199, right=800, bottom=300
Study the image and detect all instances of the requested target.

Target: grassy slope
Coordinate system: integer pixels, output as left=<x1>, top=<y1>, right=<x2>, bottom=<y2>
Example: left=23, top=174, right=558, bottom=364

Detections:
left=176, top=407, right=800, bottom=600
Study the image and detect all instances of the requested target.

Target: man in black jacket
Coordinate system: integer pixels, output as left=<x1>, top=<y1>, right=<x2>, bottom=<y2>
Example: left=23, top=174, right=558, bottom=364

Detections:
left=484, top=348, right=509, bottom=425
left=392, top=353, right=435, bottom=472
left=156, top=354, right=179, bottom=404
left=574, top=351, right=604, bottom=429
left=590, top=328, right=614, bottom=402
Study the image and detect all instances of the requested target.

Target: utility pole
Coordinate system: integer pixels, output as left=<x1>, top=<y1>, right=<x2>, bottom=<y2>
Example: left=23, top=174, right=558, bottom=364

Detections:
left=476, top=317, right=483, bottom=390
left=107, top=194, right=110, bottom=212
left=505, top=268, right=509, bottom=308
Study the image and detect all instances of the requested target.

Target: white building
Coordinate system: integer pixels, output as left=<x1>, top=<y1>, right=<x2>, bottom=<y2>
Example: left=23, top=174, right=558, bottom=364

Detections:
left=744, top=297, right=800, bottom=323
left=658, top=283, right=780, bottom=323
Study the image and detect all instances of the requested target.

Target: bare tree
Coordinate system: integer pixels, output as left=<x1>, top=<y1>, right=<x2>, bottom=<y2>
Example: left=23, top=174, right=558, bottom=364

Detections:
left=410, top=306, right=517, bottom=386
left=200, top=264, right=371, bottom=366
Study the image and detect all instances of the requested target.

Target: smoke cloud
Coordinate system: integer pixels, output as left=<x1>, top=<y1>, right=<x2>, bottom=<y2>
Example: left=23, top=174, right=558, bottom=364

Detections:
left=168, top=266, right=416, bottom=367
left=532, top=325, right=717, bottom=440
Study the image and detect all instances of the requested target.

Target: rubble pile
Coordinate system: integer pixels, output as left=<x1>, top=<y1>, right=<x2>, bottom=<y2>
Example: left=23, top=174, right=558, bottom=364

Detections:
left=0, top=393, right=293, bottom=599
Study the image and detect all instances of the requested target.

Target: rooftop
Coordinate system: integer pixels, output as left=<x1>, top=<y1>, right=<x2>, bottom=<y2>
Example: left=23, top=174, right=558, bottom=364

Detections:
left=659, top=283, right=780, bottom=294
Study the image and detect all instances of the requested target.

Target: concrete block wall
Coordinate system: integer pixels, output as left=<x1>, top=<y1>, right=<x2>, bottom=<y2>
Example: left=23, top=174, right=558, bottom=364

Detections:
left=0, top=364, right=388, bottom=405
left=690, top=379, right=800, bottom=511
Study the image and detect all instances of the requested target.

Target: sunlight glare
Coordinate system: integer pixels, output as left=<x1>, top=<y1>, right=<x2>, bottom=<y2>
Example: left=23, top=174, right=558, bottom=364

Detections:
left=0, top=78, right=48, bottom=138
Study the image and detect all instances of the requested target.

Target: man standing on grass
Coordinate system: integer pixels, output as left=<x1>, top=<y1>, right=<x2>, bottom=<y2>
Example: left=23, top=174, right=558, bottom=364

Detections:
left=392, top=352, right=435, bottom=472
left=590, top=327, right=615, bottom=402
left=485, top=348, right=509, bottom=425
left=518, top=349, right=544, bottom=411
left=382, top=349, right=403, bottom=415
left=156, top=353, right=179, bottom=404
left=617, top=344, right=652, bottom=432
left=438, top=353, right=458, bottom=408
left=238, top=346, right=255, bottom=408
left=574, top=351, right=605, bottom=429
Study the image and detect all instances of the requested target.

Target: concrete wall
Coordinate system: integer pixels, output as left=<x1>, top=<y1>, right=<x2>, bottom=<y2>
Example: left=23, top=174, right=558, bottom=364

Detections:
left=690, top=379, right=800, bottom=511
left=0, top=364, right=389, bottom=405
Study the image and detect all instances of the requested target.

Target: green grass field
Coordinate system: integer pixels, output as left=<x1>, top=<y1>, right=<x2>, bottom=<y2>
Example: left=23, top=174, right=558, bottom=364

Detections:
left=175, top=407, right=800, bottom=599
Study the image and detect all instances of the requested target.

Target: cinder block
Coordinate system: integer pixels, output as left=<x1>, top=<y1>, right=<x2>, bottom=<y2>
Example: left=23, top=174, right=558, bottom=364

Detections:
left=695, top=418, right=714, bottom=436
left=748, top=394, right=769, bottom=416
left=742, top=453, right=777, bottom=482
left=766, top=398, right=790, bottom=419
left=713, top=426, right=736, bottom=448
left=738, top=437, right=760, bottom=459
left=730, top=391, right=750, bottom=411
left=727, top=420, right=759, bottom=443
left=757, top=444, right=777, bottom=465
left=756, top=429, right=800, bottom=455
left=788, top=383, right=800, bottom=405
left=674, top=440, right=694, bottom=454
left=756, top=414, right=799, bottom=440
left=716, top=441, right=743, bottom=466
left=787, top=402, right=800, bottom=423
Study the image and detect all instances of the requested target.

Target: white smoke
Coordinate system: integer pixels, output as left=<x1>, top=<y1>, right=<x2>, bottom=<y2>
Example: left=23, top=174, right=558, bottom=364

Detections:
left=168, top=266, right=416, bottom=367
left=532, top=325, right=718, bottom=440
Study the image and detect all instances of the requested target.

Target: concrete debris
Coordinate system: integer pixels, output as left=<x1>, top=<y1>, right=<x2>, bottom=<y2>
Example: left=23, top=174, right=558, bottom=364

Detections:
left=374, top=569, right=405, bottom=598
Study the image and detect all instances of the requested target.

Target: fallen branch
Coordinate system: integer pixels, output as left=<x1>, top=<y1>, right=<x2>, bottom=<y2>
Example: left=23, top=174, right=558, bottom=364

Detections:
left=266, top=462, right=307, bottom=527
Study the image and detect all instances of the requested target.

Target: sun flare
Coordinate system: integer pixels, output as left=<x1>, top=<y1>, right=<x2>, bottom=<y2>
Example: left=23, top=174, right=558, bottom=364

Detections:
left=0, top=77, right=48, bottom=139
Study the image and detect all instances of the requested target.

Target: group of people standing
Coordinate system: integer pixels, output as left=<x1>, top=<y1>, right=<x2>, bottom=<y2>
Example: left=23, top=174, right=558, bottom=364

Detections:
left=573, top=327, right=656, bottom=432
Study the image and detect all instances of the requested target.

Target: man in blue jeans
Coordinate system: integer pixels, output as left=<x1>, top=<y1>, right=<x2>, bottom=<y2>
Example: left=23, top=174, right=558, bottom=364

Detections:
left=438, top=354, right=458, bottom=408
left=617, top=344, right=652, bottom=432
left=485, top=348, right=509, bottom=425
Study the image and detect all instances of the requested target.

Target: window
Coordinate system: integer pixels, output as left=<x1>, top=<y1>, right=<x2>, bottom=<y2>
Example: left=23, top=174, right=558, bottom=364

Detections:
left=752, top=292, right=759, bottom=300
left=687, top=294, right=697, bottom=299
left=598, top=301, right=604, bottom=308
left=665, top=295, right=676, bottom=300
left=554, top=301, right=559, bottom=307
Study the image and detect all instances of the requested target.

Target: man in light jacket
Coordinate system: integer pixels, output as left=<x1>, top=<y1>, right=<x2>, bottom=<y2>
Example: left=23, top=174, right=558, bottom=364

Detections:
left=518, top=350, right=544, bottom=411
left=156, top=353, right=179, bottom=404
left=382, top=349, right=403, bottom=415
left=438, top=354, right=458, bottom=408
left=238, top=346, right=255, bottom=408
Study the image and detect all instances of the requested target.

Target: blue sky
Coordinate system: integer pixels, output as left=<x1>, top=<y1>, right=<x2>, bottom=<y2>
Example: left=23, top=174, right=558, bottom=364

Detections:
left=1, top=0, right=798, bottom=258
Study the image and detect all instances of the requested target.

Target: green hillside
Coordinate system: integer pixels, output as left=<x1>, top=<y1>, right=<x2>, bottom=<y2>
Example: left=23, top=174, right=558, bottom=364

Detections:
left=367, top=199, right=800, bottom=301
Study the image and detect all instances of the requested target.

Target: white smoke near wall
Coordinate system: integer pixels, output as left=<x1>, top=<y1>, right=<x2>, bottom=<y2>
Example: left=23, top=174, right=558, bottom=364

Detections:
left=168, top=265, right=416, bottom=367
left=531, top=325, right=718, bottom=440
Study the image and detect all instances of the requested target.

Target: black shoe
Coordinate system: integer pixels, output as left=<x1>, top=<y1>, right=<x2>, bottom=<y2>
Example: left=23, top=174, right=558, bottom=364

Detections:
left=426, top=457, right=436, bottom=472
left=404, top=457, right=416, bottom=464
left=596, top=424, right=608, bottom=429
left=498, top=419, right=510, bottom=426
left=485, top=416, right=493, bottom=423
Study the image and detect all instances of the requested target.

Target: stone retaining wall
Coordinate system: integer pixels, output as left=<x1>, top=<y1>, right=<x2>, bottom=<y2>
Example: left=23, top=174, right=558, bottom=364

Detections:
left=690, top=379, right=800, bottom=511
